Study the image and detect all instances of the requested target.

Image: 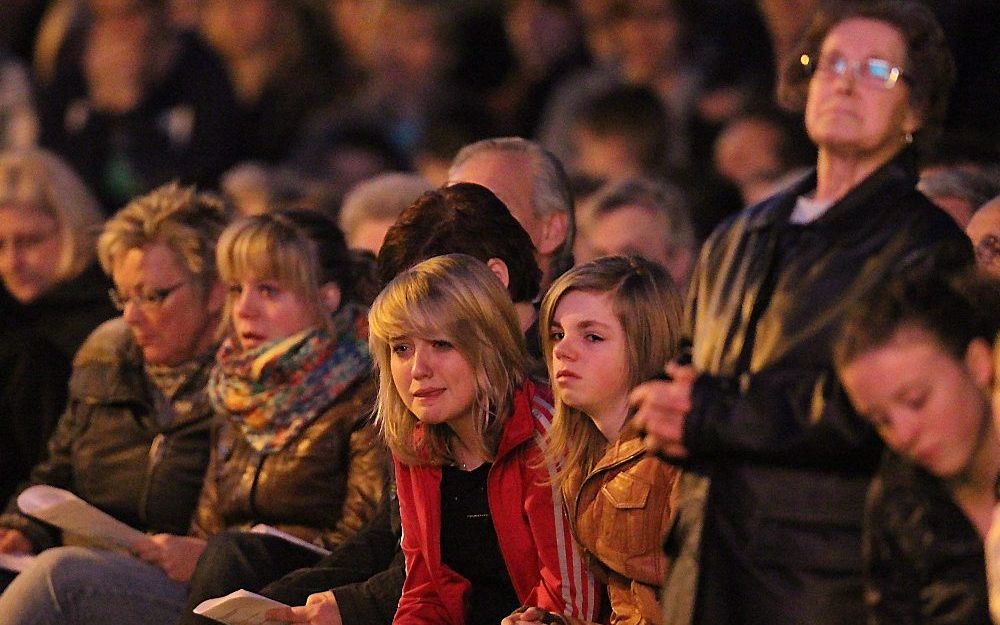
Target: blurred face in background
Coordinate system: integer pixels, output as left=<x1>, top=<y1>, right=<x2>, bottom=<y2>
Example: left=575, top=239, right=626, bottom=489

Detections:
left=804, top=18, right=919, bottom=165
left=841, top=326, right=992, bottom=480
left=0, top=203, right=62, bottom=303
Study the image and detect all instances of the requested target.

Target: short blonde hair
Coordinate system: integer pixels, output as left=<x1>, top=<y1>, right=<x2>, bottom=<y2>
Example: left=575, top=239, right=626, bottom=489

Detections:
left=0, top=148, right=104, bottom=282
left=97, top=182, right=228, bottom=290
left=216, top=210, right=352, bottom=335
left=540, top=255, right=683, bottom=487
left=369, top=254, right=527, bottom=466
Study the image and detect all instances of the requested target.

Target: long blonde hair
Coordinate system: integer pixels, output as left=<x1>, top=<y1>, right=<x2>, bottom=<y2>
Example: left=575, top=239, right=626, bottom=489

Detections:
left=369, top=254, right=527, bottom=466
left=540, top=255, right=682, bottom=488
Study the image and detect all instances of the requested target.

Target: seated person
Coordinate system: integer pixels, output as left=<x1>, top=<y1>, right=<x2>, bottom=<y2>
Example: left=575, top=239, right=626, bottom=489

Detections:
left=835, top=270, right=1000, bottom=624
left=508, top=256, right=682, bottom=625
left=0, top=183, right=228, bottom=593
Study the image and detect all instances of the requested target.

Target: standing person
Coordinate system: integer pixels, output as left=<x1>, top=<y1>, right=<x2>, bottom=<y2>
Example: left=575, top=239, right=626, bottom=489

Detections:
left=362, top=254, right=598, bottom=625
left=834, top=271, right=999, bottom=624
left=0, top=183, right=227, bottom=593
left=508, top=256, right=683, bottom=625
left=630, top=2, right=973, bottom=624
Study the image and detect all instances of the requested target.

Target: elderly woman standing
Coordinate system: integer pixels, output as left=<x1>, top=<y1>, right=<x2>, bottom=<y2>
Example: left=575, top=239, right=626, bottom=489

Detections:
left=630, top=2, right=973, bottom=624
left=0, top=184, right=226, bottom=600
left=0, top=148, right=115, bottom=505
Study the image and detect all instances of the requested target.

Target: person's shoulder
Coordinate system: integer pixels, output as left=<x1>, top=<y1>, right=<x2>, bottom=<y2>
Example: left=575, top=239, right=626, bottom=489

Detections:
left=72, top=317, right=134, bottom=367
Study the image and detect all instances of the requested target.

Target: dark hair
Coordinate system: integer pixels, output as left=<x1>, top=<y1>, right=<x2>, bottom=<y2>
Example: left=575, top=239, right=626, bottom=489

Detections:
left=377, top=182, right=541, bottom=303
left=275, top=209, right=357, bottom=301
left=778, top=0, right=955, bottom=154
left=834, top=270, right=1000, bottom=372
left=575, top=84, right=672, bottom=175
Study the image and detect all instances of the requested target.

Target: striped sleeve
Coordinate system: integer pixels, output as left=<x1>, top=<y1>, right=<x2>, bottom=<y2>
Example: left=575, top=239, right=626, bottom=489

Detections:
left=527, top=393, right=602, bottom=622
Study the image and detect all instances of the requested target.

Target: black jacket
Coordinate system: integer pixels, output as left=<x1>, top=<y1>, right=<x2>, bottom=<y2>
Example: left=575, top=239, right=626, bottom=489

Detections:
left=0, top=318, right=214, bottom=551
left=261, top=488, right=404, bottom=625
left=865, top=452, right=990, bottom=624
left=661, top=150, right=973, bottom=625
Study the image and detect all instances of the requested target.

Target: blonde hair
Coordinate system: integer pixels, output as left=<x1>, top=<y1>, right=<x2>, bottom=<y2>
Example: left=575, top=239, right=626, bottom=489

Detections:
left=540, top=255, right=683, bottom=488
left=97, top=182, right=228, bottom=290
left=0, top=148, right=104, bottom=283
left=216, top=210, right=351, bottom=336
left=369, top=254, right=527, bottom=466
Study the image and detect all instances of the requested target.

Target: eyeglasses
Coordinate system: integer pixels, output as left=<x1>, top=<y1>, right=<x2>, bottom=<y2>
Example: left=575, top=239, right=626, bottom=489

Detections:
left=800, top=53, right=909, bottom=90
left=109, top=281, right=189, bottom=312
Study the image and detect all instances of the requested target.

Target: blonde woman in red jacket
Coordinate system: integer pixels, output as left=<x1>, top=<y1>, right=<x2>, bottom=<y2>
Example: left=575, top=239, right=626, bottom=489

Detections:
left=368, top=254, right=601, bottom=625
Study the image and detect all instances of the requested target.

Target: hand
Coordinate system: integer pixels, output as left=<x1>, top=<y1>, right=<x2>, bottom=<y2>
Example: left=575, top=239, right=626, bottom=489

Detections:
left=131, top=534, right=206, bottom=583
left=0, top=528, right=32, bottom=554
left=629, top=361, right=695, bottom=459
left=266, top=591, right=342, bottom=625
left=502, top=606, right=560, bottom=625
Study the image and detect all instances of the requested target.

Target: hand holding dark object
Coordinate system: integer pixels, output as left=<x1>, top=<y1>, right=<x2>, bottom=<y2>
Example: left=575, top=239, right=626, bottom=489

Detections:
left=502, top=605, right=562, bottom=625
left=628, top=342, right=694, bottom=461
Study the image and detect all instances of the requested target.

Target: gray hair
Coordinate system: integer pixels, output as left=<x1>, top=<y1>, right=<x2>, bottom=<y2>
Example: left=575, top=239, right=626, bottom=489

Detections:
left=339, top=172, right=431, bottom=241
left=585, top=177, right=696, bottom=254
left=449, top=137, right=575, bottom=276
left=918, top=166, right=1000, bottom=212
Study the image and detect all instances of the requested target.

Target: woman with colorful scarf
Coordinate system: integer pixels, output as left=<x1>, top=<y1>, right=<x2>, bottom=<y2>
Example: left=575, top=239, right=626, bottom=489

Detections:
left=159, top=209, right=386, bottom=625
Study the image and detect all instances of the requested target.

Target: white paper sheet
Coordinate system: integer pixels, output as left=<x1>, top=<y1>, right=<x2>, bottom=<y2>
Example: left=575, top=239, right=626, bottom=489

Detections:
left=193, top=589, right=290, bottom=625
left=16, top=485, right=146, bottom=549
left=249, top=524, right=331, bottom=556
left=0, top=552, right=36, bottom=573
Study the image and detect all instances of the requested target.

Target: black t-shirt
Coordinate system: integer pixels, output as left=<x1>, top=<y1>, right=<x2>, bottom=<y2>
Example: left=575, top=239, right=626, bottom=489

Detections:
left=440, top=463, right=519, bottom=625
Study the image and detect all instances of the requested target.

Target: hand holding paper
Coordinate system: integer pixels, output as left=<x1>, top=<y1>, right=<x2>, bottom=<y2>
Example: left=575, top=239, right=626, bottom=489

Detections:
left=193, top=589, right=290, bottom=625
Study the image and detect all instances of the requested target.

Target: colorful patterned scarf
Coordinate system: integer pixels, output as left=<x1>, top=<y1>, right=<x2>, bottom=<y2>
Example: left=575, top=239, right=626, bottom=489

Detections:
left=208, top=303, right=371, bottom=454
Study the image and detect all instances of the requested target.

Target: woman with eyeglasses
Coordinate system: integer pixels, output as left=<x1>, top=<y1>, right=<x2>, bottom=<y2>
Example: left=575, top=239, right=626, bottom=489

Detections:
left=629, top=2, right=974, bottom=624
left=0, top=149, right=117, bottom=506
left=0, top=183, right=226, bottom=599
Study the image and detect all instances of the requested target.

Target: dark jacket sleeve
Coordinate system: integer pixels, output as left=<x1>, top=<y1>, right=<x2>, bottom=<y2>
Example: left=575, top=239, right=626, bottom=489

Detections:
left=260, top=494, right=402, bottom=613
left=334, top=552, right=405, bottom=625
left=0, top=395, right=83, bottom=551
left=680, top=205, right=972, bottom=470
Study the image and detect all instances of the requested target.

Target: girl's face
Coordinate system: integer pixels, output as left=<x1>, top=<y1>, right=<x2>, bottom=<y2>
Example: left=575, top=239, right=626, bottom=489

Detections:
left=229, top=275, right=318, bottom=350
left=550, top=290, right=631, bottom=438
left=389, top=335, right=478, bottom=435
left=840, top=326, right=992, bottom=480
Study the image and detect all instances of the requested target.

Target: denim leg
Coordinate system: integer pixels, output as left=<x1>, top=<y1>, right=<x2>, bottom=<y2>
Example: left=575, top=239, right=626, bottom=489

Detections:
left=0, top=546, right=188, bottom=625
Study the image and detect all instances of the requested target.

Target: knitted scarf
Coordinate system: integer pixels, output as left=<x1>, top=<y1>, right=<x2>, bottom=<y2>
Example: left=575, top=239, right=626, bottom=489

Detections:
left=208, top=303, right=371, bottom=454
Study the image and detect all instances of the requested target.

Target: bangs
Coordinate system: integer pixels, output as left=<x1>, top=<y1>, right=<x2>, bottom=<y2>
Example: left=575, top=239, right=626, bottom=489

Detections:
left=370, top=277, right=458, bottom=346
left=217, top=219, right=313, bottom=293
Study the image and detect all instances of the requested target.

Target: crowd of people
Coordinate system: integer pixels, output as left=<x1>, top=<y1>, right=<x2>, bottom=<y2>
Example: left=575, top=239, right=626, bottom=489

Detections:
left=1, top=0, right=1000, bottom=624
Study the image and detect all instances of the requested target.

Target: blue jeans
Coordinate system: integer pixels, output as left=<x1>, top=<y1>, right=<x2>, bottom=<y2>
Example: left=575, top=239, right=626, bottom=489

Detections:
left=0, top=546, right=187, bottom=625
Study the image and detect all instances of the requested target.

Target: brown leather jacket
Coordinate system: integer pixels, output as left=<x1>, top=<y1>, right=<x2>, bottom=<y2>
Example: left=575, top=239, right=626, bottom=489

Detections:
left=563, top=436, right=680, bottom=625
left=191, top=375, right=389, bottom=549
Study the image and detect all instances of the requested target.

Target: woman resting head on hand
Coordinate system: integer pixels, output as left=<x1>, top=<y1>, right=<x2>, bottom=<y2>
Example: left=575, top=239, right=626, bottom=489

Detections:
left=369, top=253, right=599, bottom=625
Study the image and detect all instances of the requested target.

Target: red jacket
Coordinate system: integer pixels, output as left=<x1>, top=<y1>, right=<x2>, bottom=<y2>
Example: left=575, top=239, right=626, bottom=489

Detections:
left=394, top=379, right=602, bottom=625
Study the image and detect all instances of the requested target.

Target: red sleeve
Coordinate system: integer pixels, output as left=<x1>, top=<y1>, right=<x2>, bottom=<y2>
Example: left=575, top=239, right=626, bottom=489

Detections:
left=519, top=399, right=603, bottom=622
left=393, top=460, right=466, bottom=625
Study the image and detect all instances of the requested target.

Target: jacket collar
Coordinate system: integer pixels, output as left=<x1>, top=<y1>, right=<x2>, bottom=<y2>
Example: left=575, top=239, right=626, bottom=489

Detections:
left=494, top=378, right=540, bottom=461
left=746, top=147, right=920, bottom=234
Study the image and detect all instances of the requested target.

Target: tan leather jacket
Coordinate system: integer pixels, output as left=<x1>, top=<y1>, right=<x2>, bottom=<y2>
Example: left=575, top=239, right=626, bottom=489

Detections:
left=564, top=436, right=679, bottom=625
left=191, top=375, right=389, bottom=549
